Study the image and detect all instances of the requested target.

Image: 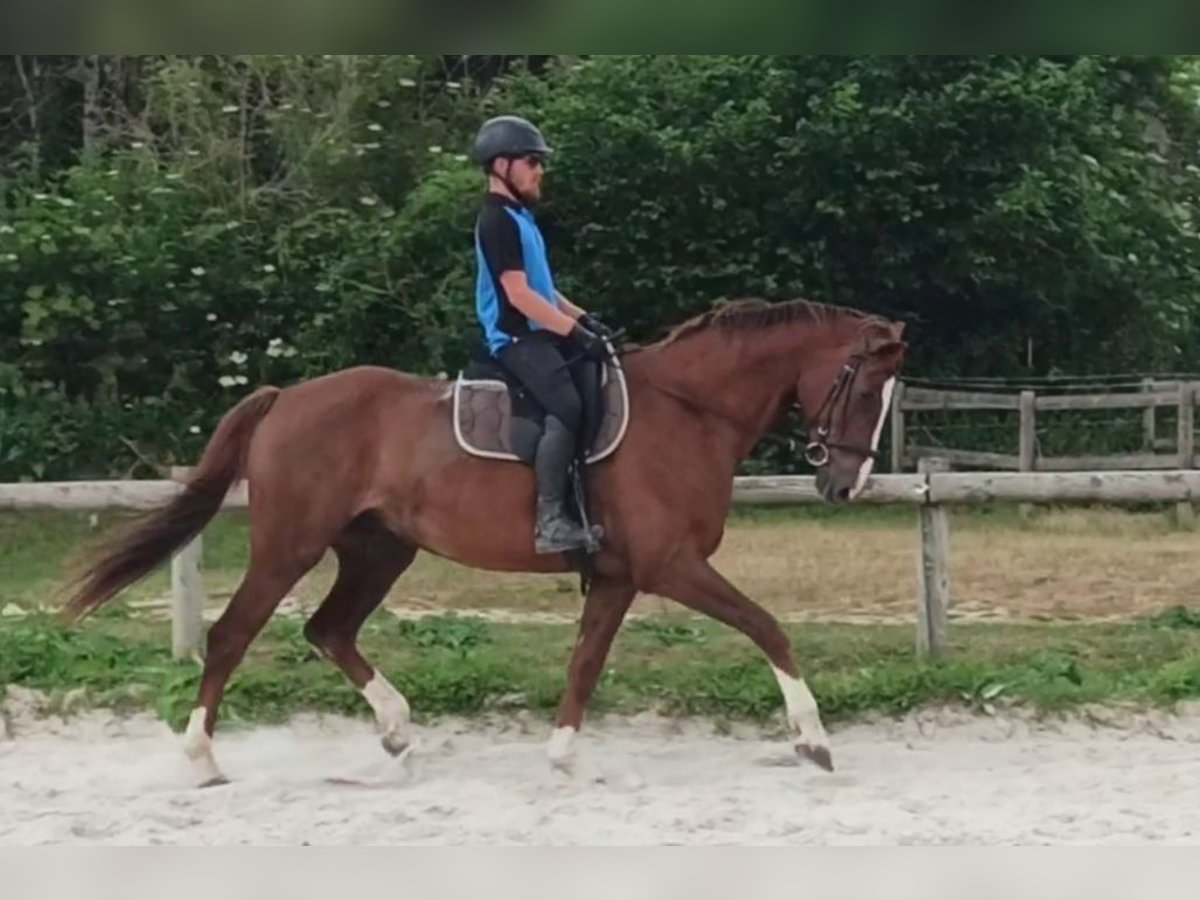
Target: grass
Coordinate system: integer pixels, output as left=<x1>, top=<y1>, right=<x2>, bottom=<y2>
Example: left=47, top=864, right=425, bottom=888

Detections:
left=7, top=605, right=1200, bottom=733
left=5, top=504, right=1200, bottom=732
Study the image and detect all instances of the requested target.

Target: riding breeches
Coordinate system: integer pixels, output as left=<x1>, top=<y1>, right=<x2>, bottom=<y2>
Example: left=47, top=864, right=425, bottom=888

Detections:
left=496, top=333, right=583, bottom=433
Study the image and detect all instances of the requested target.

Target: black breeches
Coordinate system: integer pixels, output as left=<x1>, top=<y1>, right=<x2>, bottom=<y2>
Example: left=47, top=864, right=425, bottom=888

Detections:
left=497, top=333, right=583, bottom=433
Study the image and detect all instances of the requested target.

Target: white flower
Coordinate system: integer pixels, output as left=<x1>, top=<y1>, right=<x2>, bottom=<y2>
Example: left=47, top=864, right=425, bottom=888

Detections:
left=367, top=123, right=383, bottom=132
left=218, top=375, right=238, bottom=388
left=453, top=154, right=467, bottom=162
left=262, top=263, right=276, bottom=273
left=222, top=104, right=239, bottom=113
left=229, top=350, right=248, bottom=366
left=375, top=99, right=391, bottom=108
left=428, top=145, right=442, bottom=153
left=206, top=313, right=217, bottom=322
left=189, top=425, right=201, bottom=434
left=359, top=196, right=377, bottom=206
left=446, top=81, right=461, bottom=90
left=130, top=141, right=144, bottom=149
left=266, top=337, right=298, bottom=358
left=191, top=266, right=206, bottom=276
left=398, top=78, right=417, bottom=87
left=0, top=224, right=13, bottom=234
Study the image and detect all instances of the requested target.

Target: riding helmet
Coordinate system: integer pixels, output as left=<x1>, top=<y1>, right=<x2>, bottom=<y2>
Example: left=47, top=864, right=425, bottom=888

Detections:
left=471, top=115, right=553, bottom=169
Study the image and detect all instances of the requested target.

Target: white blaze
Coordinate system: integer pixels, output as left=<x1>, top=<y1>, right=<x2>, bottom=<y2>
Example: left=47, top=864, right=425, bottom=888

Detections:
left=850, top=376, right=896, bottom=500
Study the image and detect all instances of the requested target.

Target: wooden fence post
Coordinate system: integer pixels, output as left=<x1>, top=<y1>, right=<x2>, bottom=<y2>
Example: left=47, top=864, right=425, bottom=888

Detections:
left=1143, top=377, right=1157, bottom=450
left=169, top=466, right=205, bottom=660
left=1177, top=384, right=1195, bottom=529
left=890, top=380, right=907, bottom=473
left=1018, top=390, right=1036, bottom=518
left=916, top=457, right=950, bottom=658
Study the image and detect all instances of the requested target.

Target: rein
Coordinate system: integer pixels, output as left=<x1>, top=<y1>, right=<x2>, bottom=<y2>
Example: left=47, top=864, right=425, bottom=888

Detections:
left=559, top=330, right=880, bottom=470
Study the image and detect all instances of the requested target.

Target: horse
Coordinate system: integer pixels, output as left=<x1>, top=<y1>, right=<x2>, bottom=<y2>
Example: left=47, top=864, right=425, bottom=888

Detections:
left=61, top=297, right=907, bottom=786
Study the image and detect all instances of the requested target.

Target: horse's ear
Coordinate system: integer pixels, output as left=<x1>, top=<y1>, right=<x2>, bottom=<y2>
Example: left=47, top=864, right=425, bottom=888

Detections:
left=865, top=322, right=908, bottom=359
left=864, top=333, right=907, bottom=374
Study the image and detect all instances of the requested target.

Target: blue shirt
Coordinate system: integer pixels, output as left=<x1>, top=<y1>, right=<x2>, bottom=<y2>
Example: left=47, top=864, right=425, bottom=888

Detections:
left=474, top=192, right=560, bottom=355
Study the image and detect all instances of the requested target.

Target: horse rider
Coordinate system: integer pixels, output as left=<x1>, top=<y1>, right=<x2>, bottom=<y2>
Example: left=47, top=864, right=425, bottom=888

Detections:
left=470, top=114, right=615, bottom=554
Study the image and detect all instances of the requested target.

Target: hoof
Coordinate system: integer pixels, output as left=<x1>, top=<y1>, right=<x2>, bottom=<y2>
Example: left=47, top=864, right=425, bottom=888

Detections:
left=381, top=732, right=410, bottom=757
left=548, top=752, right=574, bottom=775
left=198, top=775, right=230, bottom=789
left=796, top=742, right=834, bottom=772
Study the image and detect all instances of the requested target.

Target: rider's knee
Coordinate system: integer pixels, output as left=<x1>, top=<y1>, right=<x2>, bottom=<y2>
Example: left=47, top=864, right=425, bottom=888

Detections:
left=553, top=389, right=582, bottom=433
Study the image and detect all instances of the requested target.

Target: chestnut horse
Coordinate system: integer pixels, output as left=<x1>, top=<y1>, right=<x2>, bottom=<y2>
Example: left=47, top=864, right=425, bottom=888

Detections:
left=62, top=297, right=906, bottom=785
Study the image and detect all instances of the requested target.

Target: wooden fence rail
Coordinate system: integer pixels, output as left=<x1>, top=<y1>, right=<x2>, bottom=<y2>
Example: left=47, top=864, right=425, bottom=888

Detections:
left=6, top=467, right=1200, bottom=660
left=895, top=379, right=1200, bottom=481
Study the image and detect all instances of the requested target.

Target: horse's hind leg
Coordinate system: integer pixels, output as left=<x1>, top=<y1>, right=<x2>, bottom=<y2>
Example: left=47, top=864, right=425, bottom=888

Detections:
left=183, top=546, right=321, bottom=786
left=303, top=514, right=417, bottom=756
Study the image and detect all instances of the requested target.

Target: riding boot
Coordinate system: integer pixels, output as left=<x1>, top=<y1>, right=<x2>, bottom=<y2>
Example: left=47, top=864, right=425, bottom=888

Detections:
left=533, top=415, right=591, bottom=554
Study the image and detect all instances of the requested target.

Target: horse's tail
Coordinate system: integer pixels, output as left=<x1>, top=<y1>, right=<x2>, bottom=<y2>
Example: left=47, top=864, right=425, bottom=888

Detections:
left=62, top=386, right=281, bottom=622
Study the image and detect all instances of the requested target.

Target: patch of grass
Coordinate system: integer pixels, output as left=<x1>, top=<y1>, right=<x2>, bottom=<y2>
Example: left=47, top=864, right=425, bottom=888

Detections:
left=1145, top=605, right=1200, bottom=629
left=6, top=612, right=1200, bottom=732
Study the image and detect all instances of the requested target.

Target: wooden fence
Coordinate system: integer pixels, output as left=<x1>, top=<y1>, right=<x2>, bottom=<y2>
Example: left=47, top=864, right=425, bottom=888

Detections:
left=7, top=466, right=1200, bottom=661
left=892, top=377, right=1200, bottom=523
left=892, top=377, right=1200, bottom=474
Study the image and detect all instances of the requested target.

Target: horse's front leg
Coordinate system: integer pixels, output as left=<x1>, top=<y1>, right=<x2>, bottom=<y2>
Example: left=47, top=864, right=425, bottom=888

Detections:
left=549, top=576, right=636, bottom=774
left=649, top=554, right=833, bottom=770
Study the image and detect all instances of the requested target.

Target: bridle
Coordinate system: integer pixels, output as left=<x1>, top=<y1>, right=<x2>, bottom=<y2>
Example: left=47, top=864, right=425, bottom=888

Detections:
left=798, top=351, right=881, bottom=468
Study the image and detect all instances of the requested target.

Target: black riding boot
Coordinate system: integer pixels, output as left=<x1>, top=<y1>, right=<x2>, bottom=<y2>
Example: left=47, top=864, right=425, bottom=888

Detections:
left=533, top=415, right=591, bottom=554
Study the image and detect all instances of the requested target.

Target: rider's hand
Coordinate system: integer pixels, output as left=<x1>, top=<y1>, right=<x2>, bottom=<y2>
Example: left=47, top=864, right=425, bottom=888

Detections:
left=570, top=322, right=613, bottom=363
left=578, top=312, right=614, bottom=340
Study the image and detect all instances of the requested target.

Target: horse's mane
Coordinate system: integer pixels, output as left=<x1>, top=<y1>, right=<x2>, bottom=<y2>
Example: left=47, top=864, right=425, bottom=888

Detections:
left=631, top=297, right=877, bottom=352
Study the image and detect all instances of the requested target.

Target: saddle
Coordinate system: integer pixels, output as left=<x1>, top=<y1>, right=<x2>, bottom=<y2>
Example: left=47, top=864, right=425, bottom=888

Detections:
left=452, top=350, right=629, bottom=466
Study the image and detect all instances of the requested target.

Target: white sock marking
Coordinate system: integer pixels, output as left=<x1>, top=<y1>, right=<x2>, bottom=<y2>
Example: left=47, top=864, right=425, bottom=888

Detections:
left=851, top=376, right=896, bottom=499
left=362, top=670, right=410, bottom=735
left=182, top=706, right=225, bottom=784
left=771, top=666, right=829, bottom=747
left=547, top=725, right=576, bottom=767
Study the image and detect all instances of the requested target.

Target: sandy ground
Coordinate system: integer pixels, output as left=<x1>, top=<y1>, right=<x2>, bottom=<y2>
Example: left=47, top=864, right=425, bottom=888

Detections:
left=4, top=698, right=1200, bottom=845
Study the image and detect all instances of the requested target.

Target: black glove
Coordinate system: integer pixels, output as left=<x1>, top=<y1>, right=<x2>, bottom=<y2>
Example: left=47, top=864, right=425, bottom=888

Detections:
left=578, top=312, right=615, bottom=340
left=570, top=322, right=613, bottom=363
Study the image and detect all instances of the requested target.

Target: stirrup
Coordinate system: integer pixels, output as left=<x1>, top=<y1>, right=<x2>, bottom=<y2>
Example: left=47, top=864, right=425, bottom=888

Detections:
left=534, top=501, right=595, bottom=554
left=535, top=524, right=590, bottom=554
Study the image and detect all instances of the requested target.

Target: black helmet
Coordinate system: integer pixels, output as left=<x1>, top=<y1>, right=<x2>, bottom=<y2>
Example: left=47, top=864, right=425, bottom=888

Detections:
left=471, top=115, right=552, bottom=169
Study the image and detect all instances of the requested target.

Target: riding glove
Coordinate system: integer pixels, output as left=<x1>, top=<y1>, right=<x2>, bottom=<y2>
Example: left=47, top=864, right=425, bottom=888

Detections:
left=578, top=312, right=615, bottom=340
left=570, top=322, right=613, bottom=363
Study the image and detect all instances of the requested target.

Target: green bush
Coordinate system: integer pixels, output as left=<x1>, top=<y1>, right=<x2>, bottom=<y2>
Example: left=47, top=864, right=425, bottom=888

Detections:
left=3, top=55, right=1200, bottom=479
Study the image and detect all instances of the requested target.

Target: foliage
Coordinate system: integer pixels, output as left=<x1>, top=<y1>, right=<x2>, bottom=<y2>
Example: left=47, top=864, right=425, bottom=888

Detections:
left=3, top=55, right=1200, bottom=478
left=6, top=613, right=1200, bottom=729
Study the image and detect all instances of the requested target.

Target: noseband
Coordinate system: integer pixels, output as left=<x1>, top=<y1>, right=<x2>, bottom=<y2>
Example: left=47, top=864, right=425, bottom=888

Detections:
left=799, top=353, right=880, bottom=467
